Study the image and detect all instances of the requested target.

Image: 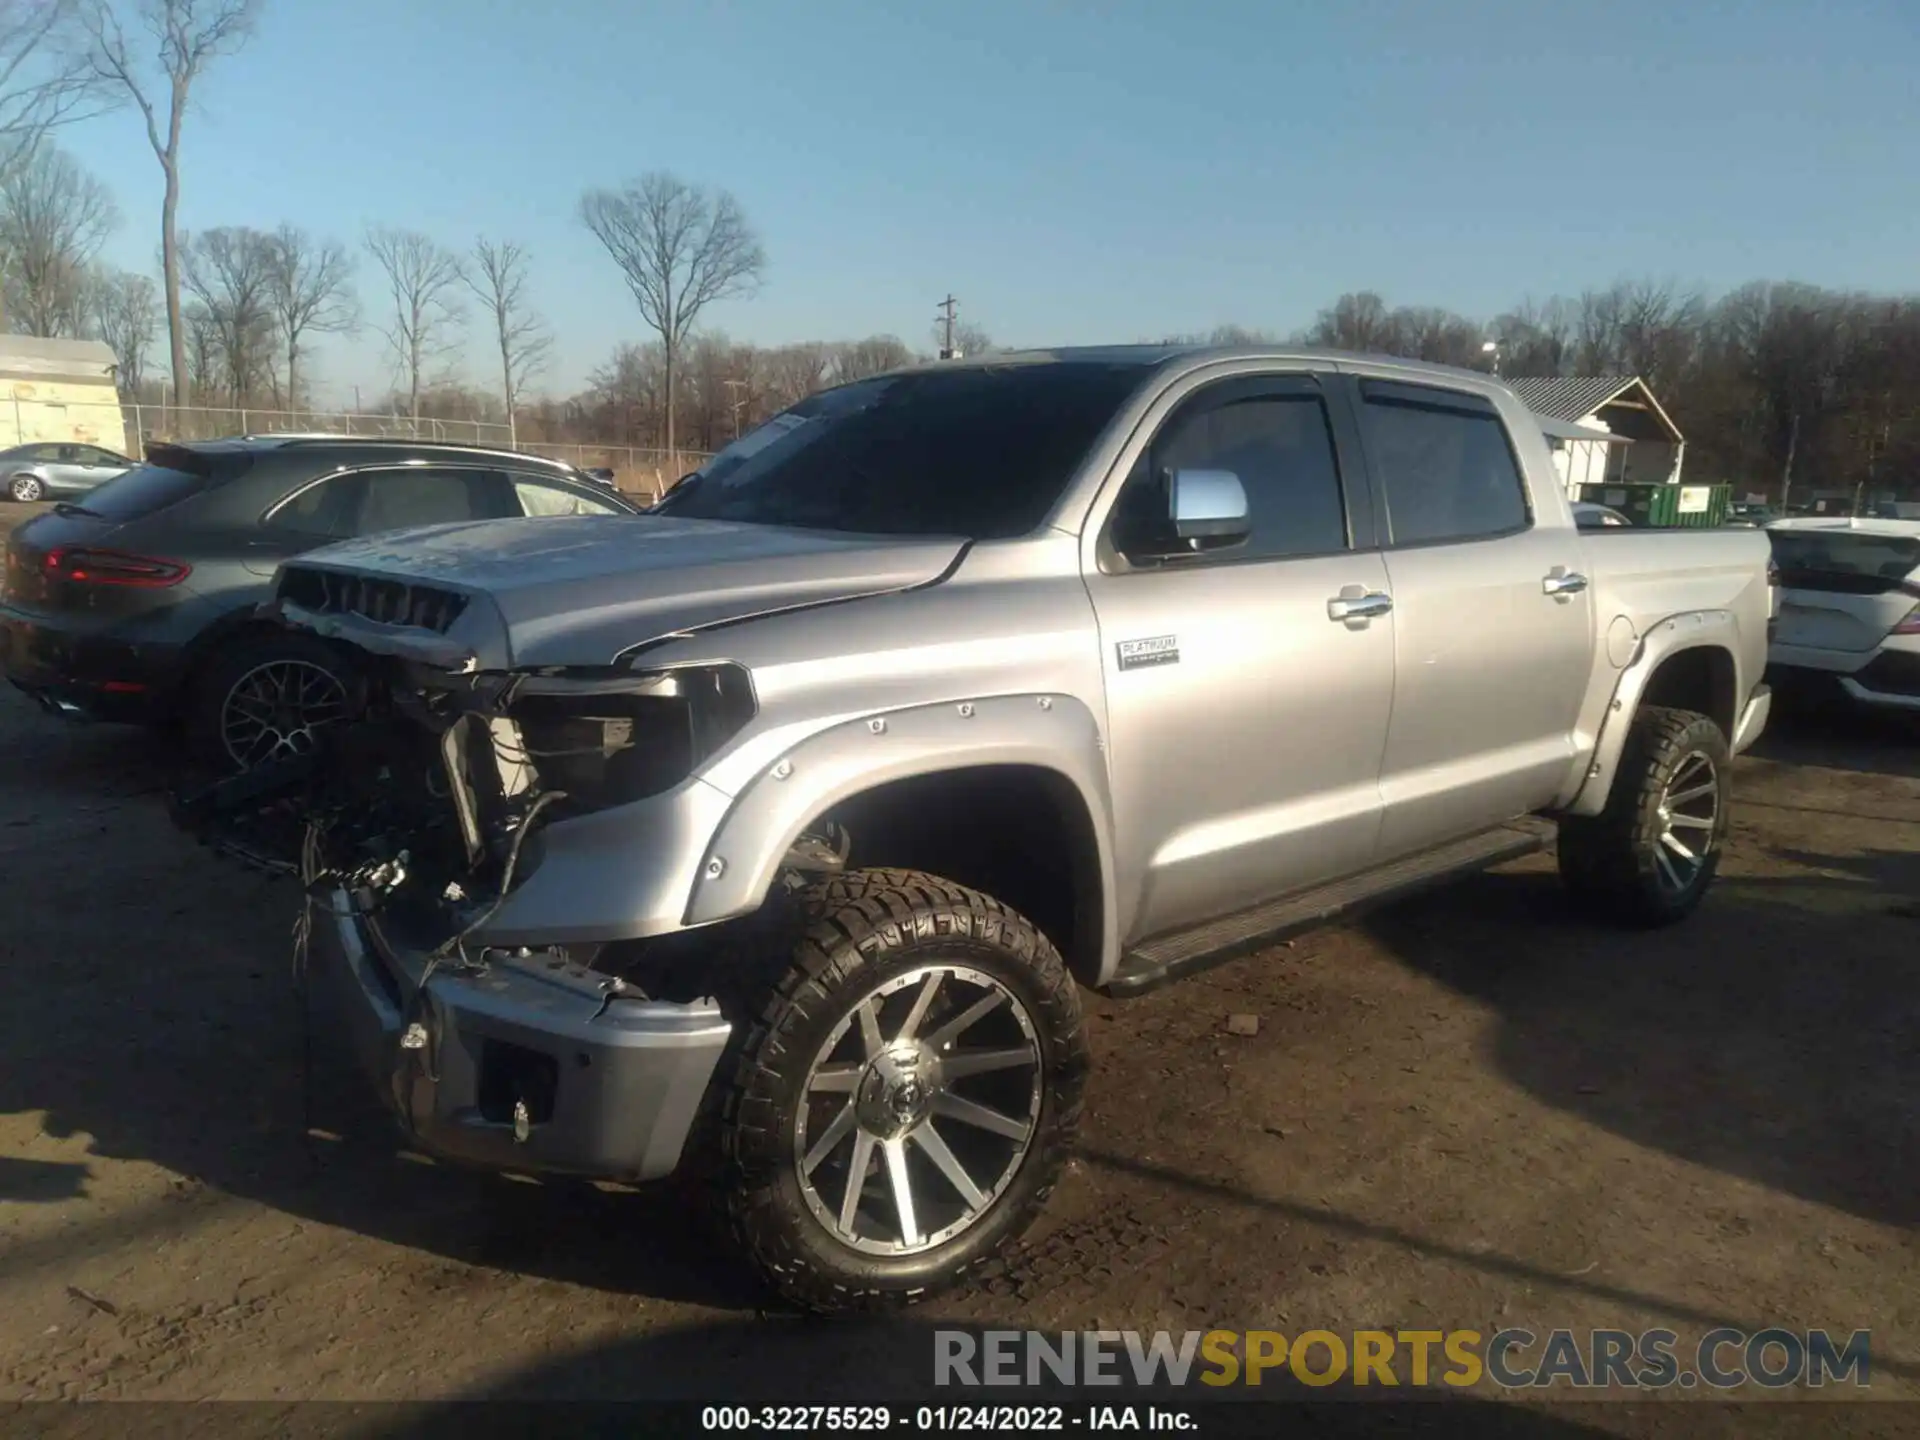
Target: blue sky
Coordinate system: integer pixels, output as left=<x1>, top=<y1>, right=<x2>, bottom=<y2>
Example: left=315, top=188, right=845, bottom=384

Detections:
left=60, top=0, right=1920, bottom=405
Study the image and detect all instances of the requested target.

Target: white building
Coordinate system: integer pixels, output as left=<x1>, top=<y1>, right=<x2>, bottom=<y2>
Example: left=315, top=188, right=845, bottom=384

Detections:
left=1509, top=376, right=1686, bottom=498
left=0, top=336, right=125, bottom=450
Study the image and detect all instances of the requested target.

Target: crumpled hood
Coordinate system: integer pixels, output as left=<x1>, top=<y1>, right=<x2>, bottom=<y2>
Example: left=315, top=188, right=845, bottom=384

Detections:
left=277, top=514, right=964, bottom=669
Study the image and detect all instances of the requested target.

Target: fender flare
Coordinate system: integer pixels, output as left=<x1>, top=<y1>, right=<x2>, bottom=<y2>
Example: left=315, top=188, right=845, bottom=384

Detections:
left=1559, top=608, right=1745, bottom=817
left=682, top=692, right=1121, bottom=980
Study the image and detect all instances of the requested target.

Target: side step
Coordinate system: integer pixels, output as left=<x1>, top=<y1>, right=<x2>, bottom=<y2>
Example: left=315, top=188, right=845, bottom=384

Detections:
left=1101, top=818, right=1556, bottom=999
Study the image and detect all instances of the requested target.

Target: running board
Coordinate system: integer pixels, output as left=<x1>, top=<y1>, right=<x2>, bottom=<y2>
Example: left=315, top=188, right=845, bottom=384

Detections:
left=1102, top=818, right=1556, bottom=998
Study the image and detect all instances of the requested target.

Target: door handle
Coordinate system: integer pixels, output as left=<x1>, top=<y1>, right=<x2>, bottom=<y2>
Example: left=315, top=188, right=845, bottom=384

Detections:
left=1327, top=590, right=1393, bottom=621
left=1543, top=571, right=1589, bottom=596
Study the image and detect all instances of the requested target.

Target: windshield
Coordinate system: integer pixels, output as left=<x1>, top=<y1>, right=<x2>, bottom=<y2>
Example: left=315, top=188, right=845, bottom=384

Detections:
left=654, top=361, right=1148, bottom=538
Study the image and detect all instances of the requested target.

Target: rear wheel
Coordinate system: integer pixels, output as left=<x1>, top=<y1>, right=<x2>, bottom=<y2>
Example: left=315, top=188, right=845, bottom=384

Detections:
left=187, top=631, right=355, bottom=772
left=9, top=473, right=43, bottom=502
left=719, top=868, right=1087, bottom=1313
left=1558, top=705, right=1731, bottom=926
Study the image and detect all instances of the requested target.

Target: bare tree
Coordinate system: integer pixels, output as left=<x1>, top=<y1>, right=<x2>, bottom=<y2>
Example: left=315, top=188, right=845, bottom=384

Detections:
left=0, top=139, right=115, bottom=334
left=930, top=318, right=995, bottom=359
left=363, top=225, right=464, bottom=421
left=830, top=334, right=912, bottom=384
left=579, top=172, right=765, bottom=461
left=0, top=0, right=102, bottom=184
left=179, top=224, right=273, bottom=403
left=1305, top=292, right=1401, bottom=353
left=88, top=264, right=156, bottom=396
left=465, top=236, right=549, bottom=445
left=264, top=223, right=352, bottom=410
left=763, top=340, right=832, bottom=409
left=83, top=0, right=259, bottom=407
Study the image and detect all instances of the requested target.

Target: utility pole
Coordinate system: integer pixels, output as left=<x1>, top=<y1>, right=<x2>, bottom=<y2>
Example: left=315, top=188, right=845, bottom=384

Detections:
left=722, top=377, right=748, bottom=440
left=1780, top=411, right=1799, bottom=514
left=936, top=294, right=960, bottom=360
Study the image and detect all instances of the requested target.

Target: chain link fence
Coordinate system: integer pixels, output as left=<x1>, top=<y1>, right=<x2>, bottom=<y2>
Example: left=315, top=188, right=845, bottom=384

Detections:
left=1, top=396, right=709, bottom=502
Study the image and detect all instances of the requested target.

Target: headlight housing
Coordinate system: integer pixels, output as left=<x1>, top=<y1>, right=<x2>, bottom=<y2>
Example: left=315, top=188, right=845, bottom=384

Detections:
left=504, top=663, right=757, bottom=814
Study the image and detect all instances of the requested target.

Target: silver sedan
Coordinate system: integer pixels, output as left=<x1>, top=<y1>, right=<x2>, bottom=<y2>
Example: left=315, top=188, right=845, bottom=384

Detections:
left=2, top=442, right=135, bottom=502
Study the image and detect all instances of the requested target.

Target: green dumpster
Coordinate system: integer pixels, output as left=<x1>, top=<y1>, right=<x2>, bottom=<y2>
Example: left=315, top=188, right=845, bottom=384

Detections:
left=1576, top=481, right=1731, bottom=528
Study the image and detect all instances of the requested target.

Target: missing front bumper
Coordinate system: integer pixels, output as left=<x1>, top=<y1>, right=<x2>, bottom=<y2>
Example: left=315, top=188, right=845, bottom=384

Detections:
left=314, top=894, right=733, bottom=1180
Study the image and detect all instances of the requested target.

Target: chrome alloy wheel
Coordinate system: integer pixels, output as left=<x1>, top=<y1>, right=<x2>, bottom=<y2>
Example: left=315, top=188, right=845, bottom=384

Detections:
left=221, top=658, right=349, bottom=768
left=1652, top=750, right=1720, bottom=894
left=794, top=963, right=1044, bottom=1257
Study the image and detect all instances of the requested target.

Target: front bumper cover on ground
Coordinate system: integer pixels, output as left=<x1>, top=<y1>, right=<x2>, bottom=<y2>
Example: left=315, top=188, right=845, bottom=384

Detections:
left=314, top=895, right=732, bottom=1180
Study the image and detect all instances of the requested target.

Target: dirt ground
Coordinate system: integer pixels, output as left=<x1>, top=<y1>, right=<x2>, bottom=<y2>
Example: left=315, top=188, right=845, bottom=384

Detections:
left=0, top=501, right=1915, bottom=1433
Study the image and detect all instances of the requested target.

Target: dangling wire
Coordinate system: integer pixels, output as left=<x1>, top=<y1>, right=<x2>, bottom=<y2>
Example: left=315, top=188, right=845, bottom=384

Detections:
left=290, top=819, right=324, bottom=1168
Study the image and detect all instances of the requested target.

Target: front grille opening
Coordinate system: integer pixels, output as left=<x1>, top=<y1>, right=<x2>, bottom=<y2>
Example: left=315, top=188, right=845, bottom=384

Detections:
left=476, top=1040, right=559, bottom=1127
left=280, top=566, right=470, bottom=633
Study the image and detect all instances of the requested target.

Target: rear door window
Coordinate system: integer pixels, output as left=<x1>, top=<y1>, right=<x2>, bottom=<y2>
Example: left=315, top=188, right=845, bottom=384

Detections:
left=66, top=462, right=210, bottom=522
left=347, top=468, right=515, bottom=536
left=512, top=477, right=626, bottom=517
left=1358, top=383, right=1531, bottom=546
left=266, top=475, right=357, bottom=538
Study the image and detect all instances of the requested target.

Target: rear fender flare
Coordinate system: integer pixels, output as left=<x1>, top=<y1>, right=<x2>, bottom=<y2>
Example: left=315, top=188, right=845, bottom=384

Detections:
left=1558, top=609, right=1742, bottom=816
left=682, top=693, right=1120, bottom=979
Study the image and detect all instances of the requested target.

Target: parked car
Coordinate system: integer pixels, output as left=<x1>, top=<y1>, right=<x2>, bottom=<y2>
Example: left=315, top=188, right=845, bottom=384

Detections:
left=582, top=466, right=618, bottom=488
left=2, top=441, right=136, bottom=502
left=175, top=345, right=1774, bottom=1314
left=1728, top=501, right=1779, bottom=527
left=1764, top=516, right=1920, bottom=714
left=1572, top=501, right=1632, bottom=528
left=1, top=435, right=641, bottom=768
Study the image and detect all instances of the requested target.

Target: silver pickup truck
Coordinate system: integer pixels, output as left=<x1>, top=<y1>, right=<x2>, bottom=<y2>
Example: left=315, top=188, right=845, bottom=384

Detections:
left=179, top=345, right=1774, bottom=1313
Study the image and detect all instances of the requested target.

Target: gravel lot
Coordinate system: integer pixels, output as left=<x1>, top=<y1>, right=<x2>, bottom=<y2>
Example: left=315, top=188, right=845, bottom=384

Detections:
left=1, top=501, right=1915, bottom=1433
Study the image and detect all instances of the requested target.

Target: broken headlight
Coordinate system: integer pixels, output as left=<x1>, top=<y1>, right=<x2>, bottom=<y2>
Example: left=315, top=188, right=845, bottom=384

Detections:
left=503, top=662, right=756, bottom=815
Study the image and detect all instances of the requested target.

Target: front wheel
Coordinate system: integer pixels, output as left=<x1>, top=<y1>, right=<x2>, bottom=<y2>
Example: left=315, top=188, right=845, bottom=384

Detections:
left=9, top=473, right=43, bottom=502
left=1558, top=705, right=1731, bottom=926
left=720, top=869, right=1088, bottom=1314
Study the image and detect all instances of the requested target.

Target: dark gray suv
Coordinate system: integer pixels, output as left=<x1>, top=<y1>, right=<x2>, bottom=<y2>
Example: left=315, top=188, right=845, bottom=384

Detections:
left=1, top=434, right=639, bottom=767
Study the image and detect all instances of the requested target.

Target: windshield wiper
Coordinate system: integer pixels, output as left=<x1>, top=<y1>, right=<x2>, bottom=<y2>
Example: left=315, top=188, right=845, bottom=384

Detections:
left=53, top=502, right=102, bottom=518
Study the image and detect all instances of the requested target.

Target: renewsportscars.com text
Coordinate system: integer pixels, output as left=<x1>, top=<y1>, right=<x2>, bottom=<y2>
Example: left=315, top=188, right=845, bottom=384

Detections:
left=934, top=1327, right=1871, bottom=1391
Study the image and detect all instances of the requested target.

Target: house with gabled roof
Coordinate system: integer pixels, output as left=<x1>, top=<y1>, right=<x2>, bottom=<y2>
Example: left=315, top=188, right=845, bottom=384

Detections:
left=1508, top=375, right=1685, bottom=496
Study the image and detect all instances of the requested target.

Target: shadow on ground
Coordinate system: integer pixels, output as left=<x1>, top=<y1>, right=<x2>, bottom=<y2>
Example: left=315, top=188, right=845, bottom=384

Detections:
left=1359, top=855, right=1918, bottom=1232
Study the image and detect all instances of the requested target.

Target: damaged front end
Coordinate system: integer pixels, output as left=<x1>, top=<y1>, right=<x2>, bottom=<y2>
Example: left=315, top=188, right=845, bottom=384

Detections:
left=171, top=605, right=773, bottom=1180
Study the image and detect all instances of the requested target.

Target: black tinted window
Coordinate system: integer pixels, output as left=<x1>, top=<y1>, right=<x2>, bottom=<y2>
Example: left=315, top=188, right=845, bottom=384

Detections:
left=268, top=476, right=352, bottom=536
left=352, top=468, right=500, bottom=535
left=1361, top=388, right=1529, bottom=546
left=1114, top=393, right=1348, bottom=561
left=67, top=463, right=208, bottom=521
left=654, top=362, right=1146, bottom=538
left=1768, top=529, right=1920, bottom=590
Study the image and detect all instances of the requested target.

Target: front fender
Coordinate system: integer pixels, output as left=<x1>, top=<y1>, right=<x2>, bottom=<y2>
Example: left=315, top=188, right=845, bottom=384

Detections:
left=1557, top=609, right=1744, bottom=817
left=682, top=693, right=1121, bottom=979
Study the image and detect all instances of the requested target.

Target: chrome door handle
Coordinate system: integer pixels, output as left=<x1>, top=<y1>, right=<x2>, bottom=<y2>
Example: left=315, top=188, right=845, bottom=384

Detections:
left=1328, top=591, right=1393, bottom=621
left=1543, top=571, right=1589, bottom=596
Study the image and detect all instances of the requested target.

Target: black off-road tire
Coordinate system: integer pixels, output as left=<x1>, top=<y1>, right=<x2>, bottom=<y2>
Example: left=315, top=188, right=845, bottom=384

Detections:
left=185, top=630, right=357, bottom=773
left=717, top=868, right=1088, bottom=1314
left=1557, top=705, right=1731, bottom=927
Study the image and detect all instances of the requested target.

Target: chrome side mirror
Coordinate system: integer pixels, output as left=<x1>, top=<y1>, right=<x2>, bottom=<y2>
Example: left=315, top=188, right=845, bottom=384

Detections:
left=1169, top=468, right=1251, bottom=547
